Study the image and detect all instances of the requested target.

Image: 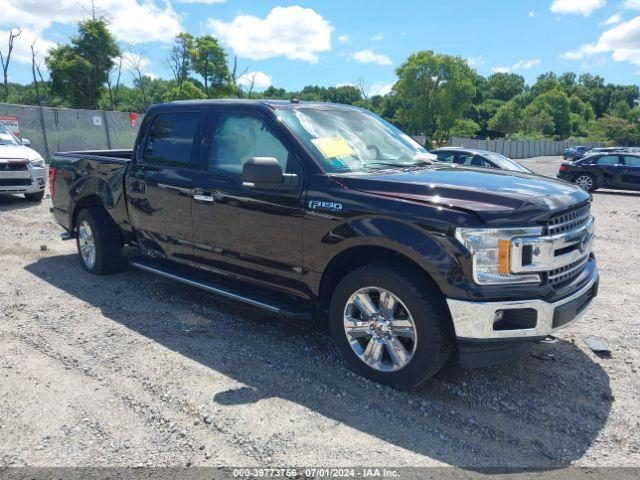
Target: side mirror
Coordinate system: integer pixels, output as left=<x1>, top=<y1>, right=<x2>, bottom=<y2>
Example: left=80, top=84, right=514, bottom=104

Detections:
left=21, top=138, right=31, bottom=146
left=242, top=157, right=283, bottom=188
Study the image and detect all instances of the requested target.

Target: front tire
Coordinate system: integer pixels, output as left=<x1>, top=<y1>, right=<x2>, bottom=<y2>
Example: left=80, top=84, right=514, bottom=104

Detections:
left=75, top=207, right=123, bottom=275
left=24, top=190, right=45, bottom=202
left=329, top=263, right=454, bottom=390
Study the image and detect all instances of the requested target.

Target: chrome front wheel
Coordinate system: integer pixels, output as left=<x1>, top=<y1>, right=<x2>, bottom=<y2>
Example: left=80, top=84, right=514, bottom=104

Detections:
left=343, top=287, right=417, bottom=372
left=78, top=220, right=96, bottom=269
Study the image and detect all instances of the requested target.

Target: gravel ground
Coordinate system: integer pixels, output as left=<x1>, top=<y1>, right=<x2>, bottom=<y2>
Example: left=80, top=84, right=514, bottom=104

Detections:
left=0, top=156, right=638, bottom=469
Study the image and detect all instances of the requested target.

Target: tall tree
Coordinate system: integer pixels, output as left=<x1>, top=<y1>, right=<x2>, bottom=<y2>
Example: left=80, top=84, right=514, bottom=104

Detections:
left=0, top=29, right=21, bottom=101
left=395, top=50, right=476, bottom=143
left=166, top=33, right=194, bottom=93
left=190, top=35, right=230, bottom=97
left=485, top=72, right=526, bottom=102
left=46, top=19, right=120, bottom=109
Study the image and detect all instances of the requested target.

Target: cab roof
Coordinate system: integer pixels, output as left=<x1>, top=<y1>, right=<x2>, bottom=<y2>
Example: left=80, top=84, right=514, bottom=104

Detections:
left=152, top=99, right=360, bottom=112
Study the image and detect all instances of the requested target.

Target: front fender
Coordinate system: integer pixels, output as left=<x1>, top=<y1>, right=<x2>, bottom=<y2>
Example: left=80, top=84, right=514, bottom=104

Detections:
left=304, top=215, right=468, bottom=298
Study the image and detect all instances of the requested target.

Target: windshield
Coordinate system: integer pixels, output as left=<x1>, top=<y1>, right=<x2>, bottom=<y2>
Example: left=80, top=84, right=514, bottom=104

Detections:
left=277, top=107, right=434, bottom=173
left=0, top=126, right=20, bottom=146
left=484, top=152, right=531, bottom=173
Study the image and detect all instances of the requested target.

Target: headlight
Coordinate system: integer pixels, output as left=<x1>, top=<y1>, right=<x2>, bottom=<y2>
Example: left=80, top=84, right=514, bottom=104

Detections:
left=30, top=157, right=45, bottom=168
left=455, top=227, right=543, bottom=285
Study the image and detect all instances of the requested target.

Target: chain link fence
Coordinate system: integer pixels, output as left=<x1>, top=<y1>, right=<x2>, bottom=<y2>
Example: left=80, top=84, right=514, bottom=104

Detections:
left=0, top=102, right=143, bottom=161
left=450, top=137, right=604, bottom=159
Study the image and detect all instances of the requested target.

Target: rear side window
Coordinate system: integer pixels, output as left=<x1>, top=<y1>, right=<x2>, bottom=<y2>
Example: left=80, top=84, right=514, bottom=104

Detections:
left=623, top=156, right=640, bottom=167
left=596, top=155, right=619, bottom=166
left=143, top=112, right=202, bottom=168
left=436, top=152, right=456, bottom=163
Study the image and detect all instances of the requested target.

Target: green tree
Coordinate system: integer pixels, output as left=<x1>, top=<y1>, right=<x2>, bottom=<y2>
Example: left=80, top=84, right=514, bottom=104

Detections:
left=522, top=108, right=555, bottom=136
left=46, top=19, right=120, bottom=109
left=395, top=51, right=476, bottom=143
left=191, top=35, right=231, bottom=97
left=527, top=88, right=571, bottom=137
left=488, top=99, right=521, bottom=136
left=597, top=115, right=638, bottom=145
left=450, top=118, right=480, bottom=137
left=485, top=72, right=525, bottom=102
left=166, top=33, right=195, bottom=92
left=162, top=79, right=206, bottom=102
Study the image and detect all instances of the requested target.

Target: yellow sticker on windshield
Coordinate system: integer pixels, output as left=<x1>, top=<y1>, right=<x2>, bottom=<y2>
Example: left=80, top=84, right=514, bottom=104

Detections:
left=311, top=136, right=355, bottom=159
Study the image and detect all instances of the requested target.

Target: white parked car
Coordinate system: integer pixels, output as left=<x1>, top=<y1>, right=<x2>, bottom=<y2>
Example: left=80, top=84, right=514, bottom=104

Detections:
left=0, top=125, right=47, bottom=202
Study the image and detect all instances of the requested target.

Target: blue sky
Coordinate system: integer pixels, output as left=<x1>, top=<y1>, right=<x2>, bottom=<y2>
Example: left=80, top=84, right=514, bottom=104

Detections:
left=2, top=0, right=640, bottom=94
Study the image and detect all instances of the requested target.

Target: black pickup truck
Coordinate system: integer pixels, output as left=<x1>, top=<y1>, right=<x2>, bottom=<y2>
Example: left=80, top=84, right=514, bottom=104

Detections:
left=50, top=100, right=599, bottom=389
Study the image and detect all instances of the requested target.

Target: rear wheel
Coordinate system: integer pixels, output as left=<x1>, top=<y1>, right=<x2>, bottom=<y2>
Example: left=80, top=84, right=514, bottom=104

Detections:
left=75, top=207, right=123, bottom=275
left=574, top=174, right=596, bottom=192
left=329, top=263, right=454, bottom=390
left=24, top=191, right=45, bottom=202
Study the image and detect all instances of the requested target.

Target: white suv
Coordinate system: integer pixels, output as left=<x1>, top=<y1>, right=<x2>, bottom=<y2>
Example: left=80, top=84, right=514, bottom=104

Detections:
left=0, top=126, right=47, bottom=202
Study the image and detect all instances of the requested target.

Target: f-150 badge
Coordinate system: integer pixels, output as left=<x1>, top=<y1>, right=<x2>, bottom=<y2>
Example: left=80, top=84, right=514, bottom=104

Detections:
left=308, top=200, right=343, bottom=212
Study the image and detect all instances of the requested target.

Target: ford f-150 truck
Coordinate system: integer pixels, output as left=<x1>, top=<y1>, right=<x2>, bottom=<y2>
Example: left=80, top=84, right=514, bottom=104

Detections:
left=49, top=100, right=599, bottom=389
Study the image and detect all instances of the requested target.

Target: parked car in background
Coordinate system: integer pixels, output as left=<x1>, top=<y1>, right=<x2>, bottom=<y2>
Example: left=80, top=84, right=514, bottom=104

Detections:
left=564, top=146, right=592, bottom=161
left=557, top=152, right=640, bottom=192
left=430, top=147, right=532, bottom=173
left=0, top=125, right=47, bottom=202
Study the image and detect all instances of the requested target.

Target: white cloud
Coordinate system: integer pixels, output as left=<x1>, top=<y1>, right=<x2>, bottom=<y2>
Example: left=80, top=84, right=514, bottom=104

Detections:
left=528, top=11, right=538, bottom=18
left=338, top=34, right=351, bottom=44
left=0, top=28, right=55, bottom=65
left=209, top=6, right=332, bottom=63
left=369, top=32, right=384, bottom=42
left=491, top=59, right=540, bottom=73
left=0, top=0, right=182, bottom=44
left=563, top=16, right=640, bottom=66
left=368, top=81, right=393, bottom=96
left=600, top=13, right=624, bottom=25
left=177, top=0, right=225, bottom=3
left=550, top=0, right=606, bottom=17
left=351, top=49, right=392, bottom=65
left=624, top=0, right=640, bottom=9
left=237, top=71, right=272, bottom=90
left=467, top=55, right=485, bottom=66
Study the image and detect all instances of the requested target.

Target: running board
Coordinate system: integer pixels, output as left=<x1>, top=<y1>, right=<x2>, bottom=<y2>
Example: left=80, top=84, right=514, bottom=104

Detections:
left=130, top=259, right=312, bottom=319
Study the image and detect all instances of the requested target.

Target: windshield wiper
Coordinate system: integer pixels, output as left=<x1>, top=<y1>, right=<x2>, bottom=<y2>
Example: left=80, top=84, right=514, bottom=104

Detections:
left=366, top=159, right=431, bottom=170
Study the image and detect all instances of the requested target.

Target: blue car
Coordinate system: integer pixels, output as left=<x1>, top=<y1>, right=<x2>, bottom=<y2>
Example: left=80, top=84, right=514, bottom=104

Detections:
left=564, top=145, right=592, bottom=161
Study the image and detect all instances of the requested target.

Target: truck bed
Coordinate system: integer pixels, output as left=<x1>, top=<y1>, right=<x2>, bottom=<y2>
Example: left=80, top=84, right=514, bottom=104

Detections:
left=53, top=149, right=132, bottom=164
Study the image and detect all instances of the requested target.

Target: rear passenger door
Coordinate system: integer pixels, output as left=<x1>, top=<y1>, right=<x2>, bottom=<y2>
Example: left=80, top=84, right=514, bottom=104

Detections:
left=590, top=155, right=625, bottom=189
left=126, top=109, right=206, bottom=261
left=621, top=155, right=640, bottom=190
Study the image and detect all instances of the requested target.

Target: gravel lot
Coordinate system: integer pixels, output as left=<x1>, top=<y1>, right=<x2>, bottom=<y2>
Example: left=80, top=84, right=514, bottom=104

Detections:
left=0, top=156, right=638, bottom=469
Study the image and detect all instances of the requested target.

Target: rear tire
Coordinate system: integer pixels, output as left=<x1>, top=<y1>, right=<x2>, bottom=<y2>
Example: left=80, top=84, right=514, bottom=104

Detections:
left=75, top=207, right=123, bottom=275
left=574, top=174, right=596, bottom=192
left=328, top=262, right=454, bottom=390
left=24, top=190, right=45, bottom=202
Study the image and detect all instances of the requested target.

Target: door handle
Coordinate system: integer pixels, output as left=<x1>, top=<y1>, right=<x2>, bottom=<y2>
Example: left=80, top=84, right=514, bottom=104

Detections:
left=193, top=191, right=215, bottom=203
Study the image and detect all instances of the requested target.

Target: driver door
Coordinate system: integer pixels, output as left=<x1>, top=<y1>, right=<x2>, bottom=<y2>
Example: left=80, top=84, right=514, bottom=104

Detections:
left=189, top=110, right=306, bottom=295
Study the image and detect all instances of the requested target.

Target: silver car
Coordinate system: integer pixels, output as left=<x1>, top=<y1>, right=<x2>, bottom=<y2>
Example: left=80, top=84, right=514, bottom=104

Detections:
left=0, top=126, right=47, bottom=202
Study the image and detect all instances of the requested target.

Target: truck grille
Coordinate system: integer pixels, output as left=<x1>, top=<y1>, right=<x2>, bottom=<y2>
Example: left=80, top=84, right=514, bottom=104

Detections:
left=0, top=163, right=28, bottom=171
left=546, top=203, right=593, bottom=287
left=0, top=178, right=31, bottom=186
left=546, top=203, right=591, bottom=235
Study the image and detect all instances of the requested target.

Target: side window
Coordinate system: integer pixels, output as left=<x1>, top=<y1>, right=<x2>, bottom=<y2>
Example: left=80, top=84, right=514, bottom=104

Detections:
left=209, top=114, right=292, bottom=175
left=623, top=156, right=640, bottom=167
left=436, top=152, right=456, bottom=163
left=596, top=155, right=619, bottom=166
left=143, top=112, right=202, bottom=168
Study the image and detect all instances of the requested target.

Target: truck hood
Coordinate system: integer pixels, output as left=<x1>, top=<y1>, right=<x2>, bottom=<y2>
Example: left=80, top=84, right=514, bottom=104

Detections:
left=0, top=144, right=42, bottom=161
left=335, top=165, right=590, bottom=224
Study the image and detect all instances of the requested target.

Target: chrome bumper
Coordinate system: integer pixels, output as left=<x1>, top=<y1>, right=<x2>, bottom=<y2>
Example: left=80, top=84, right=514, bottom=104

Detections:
left=447, top=272, right=598, bottom=340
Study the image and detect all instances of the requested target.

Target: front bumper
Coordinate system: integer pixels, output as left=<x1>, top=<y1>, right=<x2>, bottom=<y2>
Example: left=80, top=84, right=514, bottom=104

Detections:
left=0, top=164, right=46, bottom=195
left=447, top=270, right=599, bottom=341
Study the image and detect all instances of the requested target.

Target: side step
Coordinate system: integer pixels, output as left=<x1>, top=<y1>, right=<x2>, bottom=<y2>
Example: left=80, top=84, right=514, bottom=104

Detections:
left=131, top=258, right=313, bottom=320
